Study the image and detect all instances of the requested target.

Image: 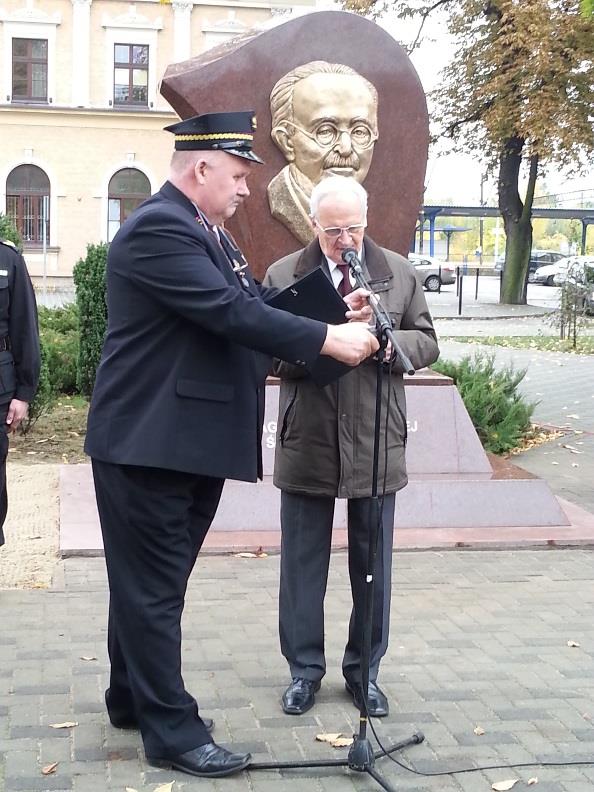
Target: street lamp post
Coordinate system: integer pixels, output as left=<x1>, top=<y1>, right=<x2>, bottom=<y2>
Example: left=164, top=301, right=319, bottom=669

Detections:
left=479, top=173, right=486, bottom=267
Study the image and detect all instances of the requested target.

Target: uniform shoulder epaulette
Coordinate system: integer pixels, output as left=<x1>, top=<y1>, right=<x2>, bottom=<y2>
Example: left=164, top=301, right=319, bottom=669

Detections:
left=0, top=238, right=17, bottom=250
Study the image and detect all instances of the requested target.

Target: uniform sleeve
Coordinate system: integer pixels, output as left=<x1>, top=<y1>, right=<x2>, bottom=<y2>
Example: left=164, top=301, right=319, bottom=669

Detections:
left=9, top=252, right=40, bottom=402
left=124, top=208, right=326, bottom=370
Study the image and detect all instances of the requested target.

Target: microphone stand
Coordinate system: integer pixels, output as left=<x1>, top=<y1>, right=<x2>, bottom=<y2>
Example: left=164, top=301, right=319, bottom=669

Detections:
left=342, top=248, right=415, bottom=375
left=249, top=249, right=424, bottom=790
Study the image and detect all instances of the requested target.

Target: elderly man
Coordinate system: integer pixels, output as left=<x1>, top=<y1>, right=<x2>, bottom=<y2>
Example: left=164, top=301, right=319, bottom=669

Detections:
left=85, top=113, right=378, bottom=779
left=264, top=176, right=439, bottom=718
left=268, top=61, right=378, bottom=244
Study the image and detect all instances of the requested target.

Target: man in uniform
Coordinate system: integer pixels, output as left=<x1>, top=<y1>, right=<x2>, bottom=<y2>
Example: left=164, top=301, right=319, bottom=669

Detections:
left=0, top=238, right=40, bottom=548
left=263, top=176, right=439, bottom=718
left=85, top=112, right=378, bottom=779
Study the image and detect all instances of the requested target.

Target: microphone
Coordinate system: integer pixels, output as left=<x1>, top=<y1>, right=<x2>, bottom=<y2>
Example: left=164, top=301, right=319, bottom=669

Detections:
left=341, top=248, right=360, bottom=268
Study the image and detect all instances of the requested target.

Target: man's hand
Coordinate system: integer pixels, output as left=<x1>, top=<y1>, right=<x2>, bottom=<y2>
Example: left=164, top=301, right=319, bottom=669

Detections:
left=344, top=288, right=373, bottom=323
left=6, top=398, right=28, bottom=433
left=320, top=323, right=379, bottom=366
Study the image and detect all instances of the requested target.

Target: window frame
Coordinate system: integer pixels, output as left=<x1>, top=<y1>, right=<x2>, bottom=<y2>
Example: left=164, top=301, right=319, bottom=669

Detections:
left=11, top=37, right=48, bottom=102
left=6, top=164, right=51, bottom=248
left=107, top=167, right=151, bottom=241
left=102, top=25, right=159, bottom=110
left=113, top=42, right=149, bottom=108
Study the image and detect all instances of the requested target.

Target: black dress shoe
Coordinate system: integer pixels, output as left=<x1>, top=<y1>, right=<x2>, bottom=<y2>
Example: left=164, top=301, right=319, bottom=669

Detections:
left=282, top=677, right=321, bottom=715
left=148, top=741, right=251, bottom=778
left=345, top=680, right=389, bottom=717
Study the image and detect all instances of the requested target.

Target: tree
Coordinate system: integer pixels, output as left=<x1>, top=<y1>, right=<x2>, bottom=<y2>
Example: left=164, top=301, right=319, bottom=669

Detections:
left=343, top=0, right=594, bottom=304
left=0, top=213, right=21, bottom=248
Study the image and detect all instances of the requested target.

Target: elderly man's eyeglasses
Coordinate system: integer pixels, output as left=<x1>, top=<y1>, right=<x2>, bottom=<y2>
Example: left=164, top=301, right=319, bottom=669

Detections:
left=319, top=224, right=366, bottom=239
left=283, top=120, right=378, bottom=150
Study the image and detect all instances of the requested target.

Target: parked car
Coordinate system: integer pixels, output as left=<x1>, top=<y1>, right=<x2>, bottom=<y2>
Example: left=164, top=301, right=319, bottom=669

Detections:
left=408, top=253, right=456, bottom=292
left=529, top=257, right=572, bottom=285
left=552, top=256, right=594, bottom=287
left=494, top=249, right=566, bottom=274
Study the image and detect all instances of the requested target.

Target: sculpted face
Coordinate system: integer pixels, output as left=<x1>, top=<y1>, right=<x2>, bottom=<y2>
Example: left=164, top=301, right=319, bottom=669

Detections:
left=280, top=73, right=378, bottom=186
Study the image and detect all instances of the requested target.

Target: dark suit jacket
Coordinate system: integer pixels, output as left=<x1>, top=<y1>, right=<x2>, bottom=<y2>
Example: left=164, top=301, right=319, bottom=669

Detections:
left=85, top=181, right=326, bottom=482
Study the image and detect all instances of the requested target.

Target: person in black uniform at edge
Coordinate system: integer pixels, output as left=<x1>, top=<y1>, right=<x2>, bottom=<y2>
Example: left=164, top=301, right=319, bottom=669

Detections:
left=84, top=111, right=379, bottom=780
left=0, top=239, right=40, bottom=550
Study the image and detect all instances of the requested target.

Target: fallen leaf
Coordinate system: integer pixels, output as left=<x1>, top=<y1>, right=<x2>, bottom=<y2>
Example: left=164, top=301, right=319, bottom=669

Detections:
left=473, top=726, right=485, bottom=735
left=49, top=721, right=78, bottom=729
left=316, top=733, right=343, bottom=743
left=42, top=762, right=58, bottom=775
left=154, top=783, right=175, bottom=792
left=255, top=546, right=268, bottom=558
left=80, top=655, right=97, bottom=661
left=492, top=781, right=518, bottom=791
left=331, top=736, right=354, bottom=747
left=567, top=640, right=581, bottom=647
left=528, top=779, right=538, bottom=786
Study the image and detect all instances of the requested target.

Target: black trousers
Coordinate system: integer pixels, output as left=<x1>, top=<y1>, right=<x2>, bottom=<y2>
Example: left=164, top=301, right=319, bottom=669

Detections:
left=279, top=491, right=395, bottom=685
left=0, top=403, right=10, bottom=547
left=91, top=459, right=224, bottom=759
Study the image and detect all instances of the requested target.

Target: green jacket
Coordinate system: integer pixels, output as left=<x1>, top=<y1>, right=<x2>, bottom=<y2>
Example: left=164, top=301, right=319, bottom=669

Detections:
left=263, top=237, right=439, bottom=498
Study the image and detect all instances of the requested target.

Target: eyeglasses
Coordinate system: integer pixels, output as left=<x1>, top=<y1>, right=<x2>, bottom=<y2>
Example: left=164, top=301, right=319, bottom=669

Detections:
left=283, top=120, right=378, bottom=150
left=318, top=224, right=366, bottom=239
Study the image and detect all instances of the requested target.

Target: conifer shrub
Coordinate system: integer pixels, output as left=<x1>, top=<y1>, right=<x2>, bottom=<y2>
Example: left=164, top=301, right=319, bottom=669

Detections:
left=73, top=243, right=108, bottom=397
left=38, top=304, right=79, bottom=395
left=432, top=353, right=536, bottom=454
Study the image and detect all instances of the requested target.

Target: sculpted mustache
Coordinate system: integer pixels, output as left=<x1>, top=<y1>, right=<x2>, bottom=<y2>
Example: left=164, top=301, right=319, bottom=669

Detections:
left=323, top=152, right=360, bottom=169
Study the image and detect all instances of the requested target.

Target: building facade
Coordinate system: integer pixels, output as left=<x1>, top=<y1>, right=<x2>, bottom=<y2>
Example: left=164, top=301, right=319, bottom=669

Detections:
left=0, top=0, right=311, bottom=300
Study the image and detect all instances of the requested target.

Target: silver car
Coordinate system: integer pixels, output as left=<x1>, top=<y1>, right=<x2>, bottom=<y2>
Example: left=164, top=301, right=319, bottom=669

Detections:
left=408, top=253, right=456, bottom=292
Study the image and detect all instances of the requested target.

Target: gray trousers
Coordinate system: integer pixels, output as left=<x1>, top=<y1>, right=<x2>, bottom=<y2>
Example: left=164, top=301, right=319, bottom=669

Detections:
left=279, top=491, right=395, bottom=685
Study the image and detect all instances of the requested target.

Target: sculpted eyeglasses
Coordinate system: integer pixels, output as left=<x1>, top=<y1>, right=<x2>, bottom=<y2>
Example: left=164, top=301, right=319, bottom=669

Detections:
left=319, top=224, right=366, bottom=239
left=282, top=120, right=378, bottom=150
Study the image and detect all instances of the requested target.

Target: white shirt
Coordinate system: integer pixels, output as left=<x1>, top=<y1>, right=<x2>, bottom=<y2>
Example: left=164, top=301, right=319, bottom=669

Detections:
left=325, top=248, right=363, bottom=293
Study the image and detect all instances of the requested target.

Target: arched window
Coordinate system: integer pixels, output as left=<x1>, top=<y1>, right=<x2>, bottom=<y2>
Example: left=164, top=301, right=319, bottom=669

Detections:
left=6, top=164, right=50, bottom=246
left=108, top=168, right=151, bottom=241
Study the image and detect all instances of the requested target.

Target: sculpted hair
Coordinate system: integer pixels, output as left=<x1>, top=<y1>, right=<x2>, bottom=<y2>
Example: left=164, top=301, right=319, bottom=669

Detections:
left=270, top=61, right=378, bottom=133
left=310, top=176, right=368, bottom=220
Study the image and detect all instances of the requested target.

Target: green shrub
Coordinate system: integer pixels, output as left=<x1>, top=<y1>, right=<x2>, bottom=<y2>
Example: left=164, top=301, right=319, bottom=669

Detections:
left=37, top=305, right=79, bottom=395
left=432, top=353, right=536, bottom=454
left=0, top=213, right=21, bottom=248
left=73, top=243, right=108, bottom=397
left=20, top=337, right=54, bottom=435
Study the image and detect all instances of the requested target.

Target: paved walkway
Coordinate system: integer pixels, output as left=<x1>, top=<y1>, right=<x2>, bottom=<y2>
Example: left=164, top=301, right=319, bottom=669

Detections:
left=2, top=550, right=594, bottom=791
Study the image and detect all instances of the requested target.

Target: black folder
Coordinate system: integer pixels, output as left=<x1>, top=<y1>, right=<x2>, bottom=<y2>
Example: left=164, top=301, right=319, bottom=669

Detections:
left=267, top=266, right=353, bottom=387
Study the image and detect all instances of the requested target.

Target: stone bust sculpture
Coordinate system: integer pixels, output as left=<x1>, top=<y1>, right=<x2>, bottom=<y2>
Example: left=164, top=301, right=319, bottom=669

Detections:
left=267, top=60, right=379, bottom=245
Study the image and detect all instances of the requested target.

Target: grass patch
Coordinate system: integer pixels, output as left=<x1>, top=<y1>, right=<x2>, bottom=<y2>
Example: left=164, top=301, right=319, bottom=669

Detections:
left=442, top=335, right=594, bottom=354
left=9, top=396, right=88, bottom=464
